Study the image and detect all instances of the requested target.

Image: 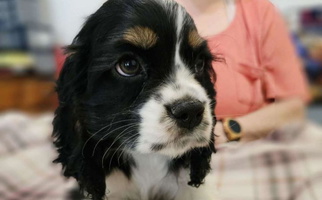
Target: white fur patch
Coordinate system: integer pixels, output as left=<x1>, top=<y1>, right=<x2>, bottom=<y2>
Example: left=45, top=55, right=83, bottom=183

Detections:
left=131, top=153, right=178, bottom=199
left=136, top=62, right=213, bottom=157
left=105, top=170, right=139, bottom=200
left=105, top=153, right=177, bottom=200
left=105, top=154, right=219, bottom=200
left=176, top=5, right=184, bottom=37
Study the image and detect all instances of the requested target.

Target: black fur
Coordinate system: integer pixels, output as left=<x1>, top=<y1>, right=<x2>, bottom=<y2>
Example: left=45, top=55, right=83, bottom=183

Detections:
left=53, top=0, right=217, bottom=199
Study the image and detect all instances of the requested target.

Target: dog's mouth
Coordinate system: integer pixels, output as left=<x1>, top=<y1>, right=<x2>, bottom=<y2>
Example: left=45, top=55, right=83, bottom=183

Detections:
left=141, top=129, right=211, bottom=158
left=150, top=132, right=210, bottom=152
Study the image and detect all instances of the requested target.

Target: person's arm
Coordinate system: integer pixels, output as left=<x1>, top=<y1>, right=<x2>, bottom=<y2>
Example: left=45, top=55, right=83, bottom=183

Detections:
left=215, top=97, right=306, bottom=145
left=215, top=1, right=311, bottom=146
left=238, top=97, right=305, bottom=142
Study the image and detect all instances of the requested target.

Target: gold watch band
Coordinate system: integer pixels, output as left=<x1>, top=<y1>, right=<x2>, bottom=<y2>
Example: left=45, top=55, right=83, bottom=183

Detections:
left=223, top=118, right=243, bottom=141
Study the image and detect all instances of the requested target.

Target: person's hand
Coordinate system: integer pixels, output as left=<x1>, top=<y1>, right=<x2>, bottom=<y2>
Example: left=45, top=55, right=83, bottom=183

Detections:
left=214, top=121, right=228, bottom=147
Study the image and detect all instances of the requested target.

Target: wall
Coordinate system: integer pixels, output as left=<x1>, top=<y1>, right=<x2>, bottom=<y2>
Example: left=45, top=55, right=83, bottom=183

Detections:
left=270, top=0, right=322, bottom=32
left=46, top=0, right=105, bottom=45
left=270, top=0, right=322, bottom=11
left=47, top=0, right=322, bottom=45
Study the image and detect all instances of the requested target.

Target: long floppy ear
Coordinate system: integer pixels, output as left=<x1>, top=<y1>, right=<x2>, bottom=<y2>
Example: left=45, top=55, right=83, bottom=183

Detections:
left=188, top=140, right=215, bottom=187
left=188, top=108, right=216, bottom=187
left=52, top=16, right=107, bottom=200
left=188, top=55, right=217, bottom=187
left=171, top=100, right=216, bottom=187
left=171, top=132, right=216, bottom=188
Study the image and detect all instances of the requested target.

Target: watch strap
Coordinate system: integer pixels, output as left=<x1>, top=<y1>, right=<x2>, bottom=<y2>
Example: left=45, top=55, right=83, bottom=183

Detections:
left=223, top=118, right=243, bottom=141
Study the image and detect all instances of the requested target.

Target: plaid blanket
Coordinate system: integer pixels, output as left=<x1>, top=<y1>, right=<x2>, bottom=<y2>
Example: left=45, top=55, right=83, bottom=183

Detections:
left=211, top=123, right=322, bottom=200
left=0, top=112, right=321, bottom=200
left=0, top=113, right=76, bottom=200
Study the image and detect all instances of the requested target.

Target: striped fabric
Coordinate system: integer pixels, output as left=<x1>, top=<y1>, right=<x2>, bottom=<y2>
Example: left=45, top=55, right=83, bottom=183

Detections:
left=0, top=112, right=321, bottom=200
left=211, top=123, right=322, bottom=200
left=0, top=113, right=53, bottom=155
left=0, top=113, right=76, bottom=200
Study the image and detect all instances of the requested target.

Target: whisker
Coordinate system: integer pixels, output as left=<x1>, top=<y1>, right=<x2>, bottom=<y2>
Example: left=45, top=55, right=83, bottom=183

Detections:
left=82, top=117, right=116, bottom=157
left=100, top=124, right=139, bottom=168
left=108, top=131, right=139, bottom=169
left=105, top=111, right=137, bottom=118
left=117, top=133, right=139, bottom=164
left=82, top=118, right=136, bottom=157
left=92, top=123, right=138, bottom=156
left=118, top=137, right=139, bottom=165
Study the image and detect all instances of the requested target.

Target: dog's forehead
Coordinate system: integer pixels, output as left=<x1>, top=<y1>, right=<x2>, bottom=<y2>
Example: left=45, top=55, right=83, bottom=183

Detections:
left=100, top=0, right=204, bottom=50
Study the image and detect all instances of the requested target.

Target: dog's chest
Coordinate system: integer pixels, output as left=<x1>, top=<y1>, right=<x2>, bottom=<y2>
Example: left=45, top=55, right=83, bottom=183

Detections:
left=105, top=153, right=182, bottom=200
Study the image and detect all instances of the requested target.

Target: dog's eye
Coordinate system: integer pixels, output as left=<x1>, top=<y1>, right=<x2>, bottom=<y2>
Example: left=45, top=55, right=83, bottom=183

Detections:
left=195, top=59, right=205, bottom=74
left=116, top=58, right=141, bottom=77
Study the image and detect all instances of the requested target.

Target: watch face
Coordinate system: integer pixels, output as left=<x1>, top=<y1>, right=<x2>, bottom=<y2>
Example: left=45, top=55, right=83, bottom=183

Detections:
left=229, top=120, right=241, bottom=134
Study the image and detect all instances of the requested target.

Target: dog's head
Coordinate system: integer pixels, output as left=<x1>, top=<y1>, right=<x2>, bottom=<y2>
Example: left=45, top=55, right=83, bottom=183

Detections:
left=53, top=0, right=216, bottom=199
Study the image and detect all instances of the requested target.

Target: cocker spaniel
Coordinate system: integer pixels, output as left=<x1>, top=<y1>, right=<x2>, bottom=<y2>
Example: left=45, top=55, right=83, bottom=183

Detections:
left=53, top=0, right=218, bottom=199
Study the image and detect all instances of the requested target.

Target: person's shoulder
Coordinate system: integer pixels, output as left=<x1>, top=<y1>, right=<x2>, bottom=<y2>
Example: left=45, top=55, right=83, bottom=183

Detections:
left=238, top=0, right=276, bottom=11
left=238, top=0, right=279, bottom=20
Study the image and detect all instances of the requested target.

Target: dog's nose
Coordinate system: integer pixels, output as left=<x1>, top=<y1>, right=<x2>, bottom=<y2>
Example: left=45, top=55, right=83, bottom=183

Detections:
left=167, top=100, right=204, bottom=130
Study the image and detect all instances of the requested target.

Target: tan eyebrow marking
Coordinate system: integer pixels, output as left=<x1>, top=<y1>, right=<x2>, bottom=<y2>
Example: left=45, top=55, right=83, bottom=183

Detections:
left=123, top=26, right=158, bottom=49
left=188, top=29, right=204, bottom=48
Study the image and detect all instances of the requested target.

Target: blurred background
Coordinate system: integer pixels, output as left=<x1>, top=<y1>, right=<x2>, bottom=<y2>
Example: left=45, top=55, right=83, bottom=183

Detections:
left=0, top=0, right=105, bottom=113
left=0, top=0, right=321, bottom=121
left=0, top=0, right=321, bottom=199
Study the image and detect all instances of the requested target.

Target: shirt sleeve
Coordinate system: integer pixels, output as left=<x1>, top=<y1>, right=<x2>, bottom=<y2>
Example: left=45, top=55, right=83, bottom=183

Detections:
left=259, top=0, right=311, bottom=102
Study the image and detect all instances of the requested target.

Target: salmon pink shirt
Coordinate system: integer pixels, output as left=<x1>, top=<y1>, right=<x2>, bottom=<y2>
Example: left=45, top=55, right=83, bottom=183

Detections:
left=207, top=0, right=310, bottom=120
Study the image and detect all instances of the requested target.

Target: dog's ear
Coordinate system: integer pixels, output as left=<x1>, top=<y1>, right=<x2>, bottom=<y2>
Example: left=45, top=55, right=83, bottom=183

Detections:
left=52, top=16, right=107, bottom=200
left=188, top=129, right=216, bottom=187
left=53, top=57, right=107, bottom=200
left=189, top=85, right=216, bottom=187
left=171, top=132, right=216, bottom=188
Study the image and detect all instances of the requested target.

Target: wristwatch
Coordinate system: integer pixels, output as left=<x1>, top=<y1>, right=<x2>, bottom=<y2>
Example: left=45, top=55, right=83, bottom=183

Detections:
left=223, top=118, right=243, bottom=141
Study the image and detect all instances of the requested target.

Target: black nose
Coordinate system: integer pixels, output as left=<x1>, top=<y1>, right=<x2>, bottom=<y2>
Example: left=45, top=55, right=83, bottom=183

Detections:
left=167, top=100, right=205, bottom=130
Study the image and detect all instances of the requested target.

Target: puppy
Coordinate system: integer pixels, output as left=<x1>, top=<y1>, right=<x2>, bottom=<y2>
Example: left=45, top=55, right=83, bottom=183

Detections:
left=53, top=0, right=217, bottom=199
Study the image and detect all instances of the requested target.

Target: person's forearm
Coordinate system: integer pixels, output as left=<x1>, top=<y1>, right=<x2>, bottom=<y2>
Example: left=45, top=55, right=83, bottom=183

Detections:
left=235, top=98, right=306, bottom=142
